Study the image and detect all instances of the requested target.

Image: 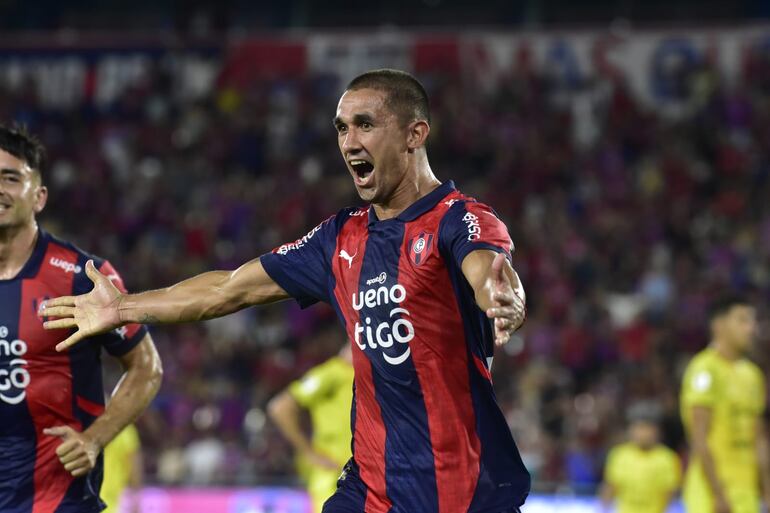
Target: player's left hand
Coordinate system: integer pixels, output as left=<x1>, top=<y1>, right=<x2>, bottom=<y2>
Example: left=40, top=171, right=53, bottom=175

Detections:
left=485, top=253, right=526, bottom=346
left=43, top=426, right=101, bottom=477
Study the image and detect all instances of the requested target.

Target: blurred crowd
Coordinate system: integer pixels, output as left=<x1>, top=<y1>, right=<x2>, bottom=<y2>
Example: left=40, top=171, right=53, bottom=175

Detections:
left=4, top=46, right=770, bottom=493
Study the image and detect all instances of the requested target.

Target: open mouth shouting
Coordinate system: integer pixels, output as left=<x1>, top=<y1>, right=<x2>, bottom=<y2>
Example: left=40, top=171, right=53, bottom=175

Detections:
left=349, top=159, right=375, bottom=188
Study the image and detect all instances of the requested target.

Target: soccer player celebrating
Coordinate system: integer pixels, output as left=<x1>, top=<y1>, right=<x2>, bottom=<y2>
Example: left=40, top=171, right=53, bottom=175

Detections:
left=0, top=125, right=162, bottom=512
left=680, top=295, right=770, bottom=513
left=599, top=413, right=681, bottom=513
left=268, top=344, right=354, bottom=513
left=41, top=69, right=529, bottom=513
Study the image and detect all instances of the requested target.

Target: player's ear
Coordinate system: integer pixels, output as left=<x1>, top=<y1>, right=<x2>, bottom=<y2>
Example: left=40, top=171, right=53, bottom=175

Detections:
left=33, top=185, right=48, bottom=214
left=406, top=119, right=430, bottom=152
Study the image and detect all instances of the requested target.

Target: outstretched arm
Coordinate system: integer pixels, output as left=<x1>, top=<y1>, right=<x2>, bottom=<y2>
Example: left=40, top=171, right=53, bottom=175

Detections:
left=461, top=250, right=526, bottom=346
left=41, top=257, right=289, bottom=351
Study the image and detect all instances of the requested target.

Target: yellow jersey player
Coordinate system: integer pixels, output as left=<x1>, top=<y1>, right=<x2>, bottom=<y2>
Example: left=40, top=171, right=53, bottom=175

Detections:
left=680, top=295, right=770, bottom=513
left=101, top=423, right=142, bottom=513
left=600, top=414, right=681, bottom=513
left=269, top=344, right=354, bottom=513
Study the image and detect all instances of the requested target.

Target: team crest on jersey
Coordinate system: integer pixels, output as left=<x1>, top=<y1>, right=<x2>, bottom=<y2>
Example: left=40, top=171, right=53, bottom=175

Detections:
left=407, top=232, right=434, bottom=266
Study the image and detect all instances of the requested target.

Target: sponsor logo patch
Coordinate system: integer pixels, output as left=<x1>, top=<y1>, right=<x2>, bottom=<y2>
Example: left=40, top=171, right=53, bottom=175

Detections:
left=50, top=257, right=82, bottom=274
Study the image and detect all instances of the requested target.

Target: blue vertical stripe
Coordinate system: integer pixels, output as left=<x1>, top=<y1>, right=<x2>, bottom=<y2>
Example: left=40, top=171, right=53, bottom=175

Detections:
left=0, top=279, right=35, bottom=513
left=357, top=220, right=439, bottom=513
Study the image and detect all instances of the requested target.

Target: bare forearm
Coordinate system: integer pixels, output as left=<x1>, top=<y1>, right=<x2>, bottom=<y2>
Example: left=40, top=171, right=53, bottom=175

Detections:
left=118, top=259, right=287, bottom=325
left=129, top=452, right=143, bottom=488
left=694, top=442, right=725, bottom=498
left=84, top=344, right=162, bottom=448
left=474, top=262, right=519, bottom=312
left=757, top=427, right=770, bottom=495
left=268, top=393, right=313, bottom=453
left=118, top=271, right=243, bottom=324
left=689, top=407, right=725, bottom=499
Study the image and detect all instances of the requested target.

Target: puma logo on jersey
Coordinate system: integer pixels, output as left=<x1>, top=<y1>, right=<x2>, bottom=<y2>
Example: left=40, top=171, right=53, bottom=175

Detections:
left=339, top=249, right=357, bottom=269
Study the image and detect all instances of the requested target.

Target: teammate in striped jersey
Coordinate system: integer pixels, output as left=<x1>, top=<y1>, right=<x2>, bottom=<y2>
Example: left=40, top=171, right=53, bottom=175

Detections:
left=0, top=124, right=162, bottom=513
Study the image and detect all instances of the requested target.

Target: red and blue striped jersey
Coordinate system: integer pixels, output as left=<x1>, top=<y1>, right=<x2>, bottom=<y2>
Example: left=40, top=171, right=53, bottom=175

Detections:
left=0, top=229, right=147, bottom=513
left=261, top=181, right=530, bottom=513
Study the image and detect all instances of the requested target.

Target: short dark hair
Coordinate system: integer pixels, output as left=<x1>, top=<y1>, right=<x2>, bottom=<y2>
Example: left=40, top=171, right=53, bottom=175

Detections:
left=0, top=124, right=46, bottom=176
left=346, top=69, right=430, bottom=125
left=708, top=294, right=752, bottom=320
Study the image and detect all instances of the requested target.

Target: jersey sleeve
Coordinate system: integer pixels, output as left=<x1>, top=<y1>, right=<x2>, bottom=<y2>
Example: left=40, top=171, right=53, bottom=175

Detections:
left=439, top=200, right=514, bottom=268
left=259, top=216, right=339, bottom=308
left=288, top=360, right=338, bottom=408
left=682, top=358, right=719, bottom=409
left=90, top=260, right=148, bottom=357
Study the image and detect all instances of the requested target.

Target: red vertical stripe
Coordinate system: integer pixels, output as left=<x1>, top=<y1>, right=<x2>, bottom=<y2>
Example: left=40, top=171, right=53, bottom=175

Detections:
left=399, top=211, right=482, bottom=513
left=352, top=341, right=391, bottom=513
left=21, top=244, right=81, bottom=513
left=331, top=213, right=392, bottom=513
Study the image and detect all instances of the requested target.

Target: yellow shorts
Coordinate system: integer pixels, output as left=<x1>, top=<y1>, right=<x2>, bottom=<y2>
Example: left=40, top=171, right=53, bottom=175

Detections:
left=307, top=468, right=342, bottom=513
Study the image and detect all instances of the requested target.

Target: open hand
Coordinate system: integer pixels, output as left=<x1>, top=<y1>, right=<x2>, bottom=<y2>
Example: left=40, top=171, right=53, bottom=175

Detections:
left=39, top=260, right=123, bottom=352
left=485, top=253, right=526, bottom=346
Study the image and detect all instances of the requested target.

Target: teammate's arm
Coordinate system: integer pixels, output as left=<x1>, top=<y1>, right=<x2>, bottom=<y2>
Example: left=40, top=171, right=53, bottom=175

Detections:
left=461, top=250, right=526, bottom=346
left=43, top=334, right=162, bottom=477
left=268, top=390, right=338, bottom=470
left=41, top=258, right=289, bottom=350
left=690, top=405, right=732, bottom=513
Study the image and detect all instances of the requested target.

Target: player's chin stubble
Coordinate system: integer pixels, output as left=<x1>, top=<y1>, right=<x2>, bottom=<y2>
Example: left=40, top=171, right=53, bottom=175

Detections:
left=355, top=186, right=377, bottom=203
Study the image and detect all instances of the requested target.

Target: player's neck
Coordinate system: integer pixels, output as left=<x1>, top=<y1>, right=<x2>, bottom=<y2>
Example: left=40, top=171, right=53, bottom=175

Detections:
left=0, top=220, right=39, bottom=280
left=710, top=339, right=740, bottom=362
left=372, top=159, right=441, bottom=220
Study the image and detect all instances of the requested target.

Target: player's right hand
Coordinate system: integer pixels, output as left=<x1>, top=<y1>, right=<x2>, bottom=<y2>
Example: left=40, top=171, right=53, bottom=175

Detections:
left=38, top=259, right=124, bottom=351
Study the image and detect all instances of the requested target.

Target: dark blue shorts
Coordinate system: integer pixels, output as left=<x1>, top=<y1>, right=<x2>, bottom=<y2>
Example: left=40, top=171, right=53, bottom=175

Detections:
left=321, top=460, right=368, bottom=513
left=321, top=460, right=522, bottom=513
